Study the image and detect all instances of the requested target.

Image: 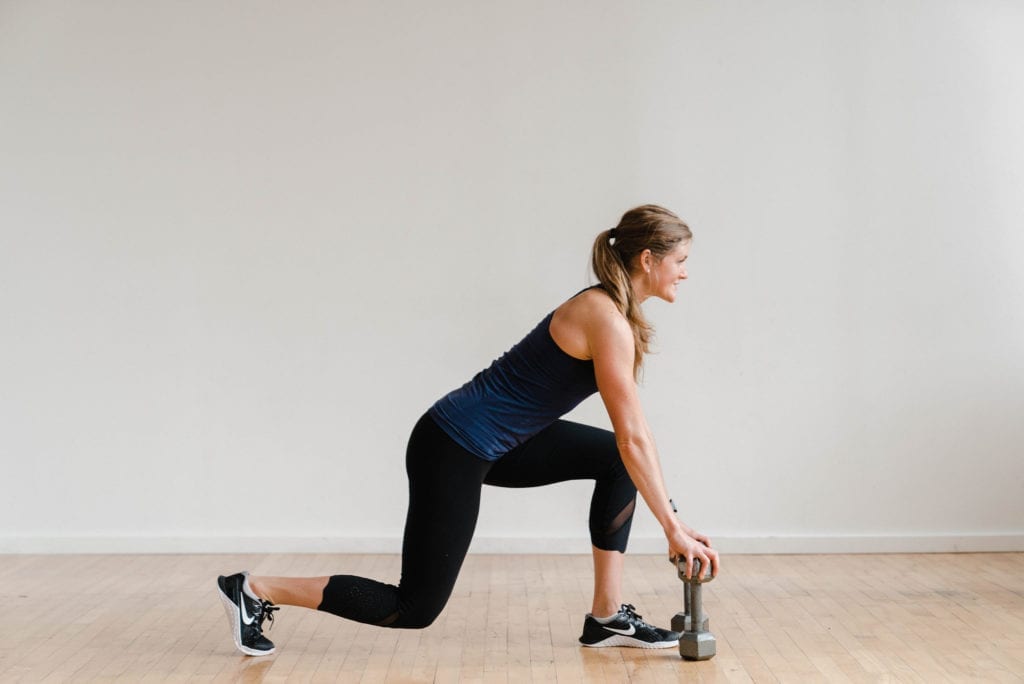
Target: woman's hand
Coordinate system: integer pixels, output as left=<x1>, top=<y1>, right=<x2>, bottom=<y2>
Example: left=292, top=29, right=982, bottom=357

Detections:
left=679, top=523, right=714, bottom=550
left=668, top=525, right=720, bottom=580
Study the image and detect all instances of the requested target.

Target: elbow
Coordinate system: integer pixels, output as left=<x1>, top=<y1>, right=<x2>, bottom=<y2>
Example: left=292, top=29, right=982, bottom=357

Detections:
left=615, top=430, right=652, bottom=460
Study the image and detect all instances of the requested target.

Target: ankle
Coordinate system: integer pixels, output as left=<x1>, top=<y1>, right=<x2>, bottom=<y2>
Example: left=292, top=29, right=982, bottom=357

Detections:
left=591, top=602, right=620, bottom=619
left=247, top=576, right=272, bottom=604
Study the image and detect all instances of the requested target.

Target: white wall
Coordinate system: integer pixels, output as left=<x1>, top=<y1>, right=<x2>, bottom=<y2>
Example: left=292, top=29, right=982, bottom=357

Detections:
left=2, top=1, right=1021, bottom=554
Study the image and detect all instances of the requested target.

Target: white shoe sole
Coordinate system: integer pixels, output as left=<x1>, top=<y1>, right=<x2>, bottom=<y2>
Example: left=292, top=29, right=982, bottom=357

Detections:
left=581, top=634, right=679, bottom=649
left=218, top=578, right=275, bottom=657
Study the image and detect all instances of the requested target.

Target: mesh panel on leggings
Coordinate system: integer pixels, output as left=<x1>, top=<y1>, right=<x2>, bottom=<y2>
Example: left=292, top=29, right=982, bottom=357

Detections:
left=607, top=498, right=636, bottom=537
left=318, top=575, right=402, bottom=627
left=592, top=496, right=636, bottom=552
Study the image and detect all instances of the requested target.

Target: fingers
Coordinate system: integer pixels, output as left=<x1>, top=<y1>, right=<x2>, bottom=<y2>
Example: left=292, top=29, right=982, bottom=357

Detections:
left=675, top=548, right=703, bottom=580
left=668, top=546, right=695, bottom=579
left=692, top=548, right=720, bottom=580
left=669, top=532, right=721, bottom=580
left=669, top=552, right=698, bottom=581
left=705, top=547, right=721, bottom=578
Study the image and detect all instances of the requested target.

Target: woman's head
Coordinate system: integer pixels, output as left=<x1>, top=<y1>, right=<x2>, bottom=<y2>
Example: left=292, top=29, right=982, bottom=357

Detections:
left=591, top=204, right=693, bottom=378
left=597, top=205, right=692, bottom=280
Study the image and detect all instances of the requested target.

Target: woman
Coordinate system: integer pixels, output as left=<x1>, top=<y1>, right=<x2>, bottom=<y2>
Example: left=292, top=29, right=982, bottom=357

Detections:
left=217, top=204, right=720, bottom=656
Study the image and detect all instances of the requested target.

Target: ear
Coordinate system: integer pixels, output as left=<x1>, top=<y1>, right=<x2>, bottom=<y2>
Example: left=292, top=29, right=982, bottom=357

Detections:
left=640, top=248, right=653, bottom=273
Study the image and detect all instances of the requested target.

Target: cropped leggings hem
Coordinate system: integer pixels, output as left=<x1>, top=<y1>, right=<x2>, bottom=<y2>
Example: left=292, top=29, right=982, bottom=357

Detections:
left=317, top=412, right=637, bottom=629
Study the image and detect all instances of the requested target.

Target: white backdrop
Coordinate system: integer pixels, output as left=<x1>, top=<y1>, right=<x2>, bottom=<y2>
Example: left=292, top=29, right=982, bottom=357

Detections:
left=2, top=1, right=1022, bottom=554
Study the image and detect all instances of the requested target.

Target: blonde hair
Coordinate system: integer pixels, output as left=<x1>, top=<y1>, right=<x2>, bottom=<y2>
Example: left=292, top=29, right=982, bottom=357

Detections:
left=591, top=204, right=692, bottom=379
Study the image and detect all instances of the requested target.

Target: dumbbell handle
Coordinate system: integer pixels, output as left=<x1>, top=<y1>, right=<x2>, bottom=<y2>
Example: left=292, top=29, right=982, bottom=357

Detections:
left=672, top=557, right=711, bottom=634
left=671, top=556, right=714, bottom=584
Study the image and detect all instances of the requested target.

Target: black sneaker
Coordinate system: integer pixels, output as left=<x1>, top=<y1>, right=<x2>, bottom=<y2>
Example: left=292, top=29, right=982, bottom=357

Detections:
left=579, top=603, right=680, bottom=649
left=217, top=571, right=280, bottom=656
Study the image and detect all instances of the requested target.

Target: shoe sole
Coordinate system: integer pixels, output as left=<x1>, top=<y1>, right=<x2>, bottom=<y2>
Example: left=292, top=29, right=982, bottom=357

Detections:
left=217, top=575, right=275, bottom=657
left=580, top=634, right=679, bottom=649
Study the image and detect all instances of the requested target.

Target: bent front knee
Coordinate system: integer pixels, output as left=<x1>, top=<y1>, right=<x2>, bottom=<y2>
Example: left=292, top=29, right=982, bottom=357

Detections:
left=388, top=607, right=442, bottom=629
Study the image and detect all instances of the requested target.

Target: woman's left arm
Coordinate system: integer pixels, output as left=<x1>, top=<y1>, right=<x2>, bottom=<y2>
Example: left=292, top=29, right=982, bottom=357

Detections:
left=584, top=302, right=719, bottom=578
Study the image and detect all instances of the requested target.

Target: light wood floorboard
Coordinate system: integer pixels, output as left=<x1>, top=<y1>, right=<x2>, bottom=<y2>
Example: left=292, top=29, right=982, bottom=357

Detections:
left=0, top=553, right=1021, bottom=682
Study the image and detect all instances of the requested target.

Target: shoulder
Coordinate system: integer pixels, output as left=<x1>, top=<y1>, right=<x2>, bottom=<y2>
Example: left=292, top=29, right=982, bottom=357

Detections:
left=575, top=288, right=630, bottom=332
left=573, top=288, right=636, bottom=382
left=555, top=287, right=632, bottom=351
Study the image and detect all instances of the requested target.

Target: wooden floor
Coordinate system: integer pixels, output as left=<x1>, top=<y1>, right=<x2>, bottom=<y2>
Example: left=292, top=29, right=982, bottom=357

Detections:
left=1, top=553, right=1022, bottom=683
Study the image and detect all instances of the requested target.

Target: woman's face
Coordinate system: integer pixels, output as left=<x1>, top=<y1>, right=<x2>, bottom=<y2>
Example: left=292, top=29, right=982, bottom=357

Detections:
left=648, top=241, right=690, bottom=303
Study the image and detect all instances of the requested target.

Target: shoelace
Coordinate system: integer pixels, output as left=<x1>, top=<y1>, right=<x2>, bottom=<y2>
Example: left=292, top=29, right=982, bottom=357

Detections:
left=619, top=603, right=654, bottom=630
left=258, top=601, right=280, bottom=631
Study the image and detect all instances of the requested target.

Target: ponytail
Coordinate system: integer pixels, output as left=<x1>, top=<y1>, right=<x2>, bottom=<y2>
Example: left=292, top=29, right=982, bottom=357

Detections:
left=590, top=205, right=692, bottom=380
left=592, top=230, right=652, bottom=379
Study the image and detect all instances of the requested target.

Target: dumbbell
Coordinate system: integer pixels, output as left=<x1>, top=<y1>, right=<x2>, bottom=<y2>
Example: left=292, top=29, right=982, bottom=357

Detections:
left=669, top=556, right=716, bottom=661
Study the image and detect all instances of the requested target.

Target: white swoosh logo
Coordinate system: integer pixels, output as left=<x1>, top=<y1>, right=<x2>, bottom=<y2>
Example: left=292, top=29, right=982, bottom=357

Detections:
left=240, top=595, right=256, bottom=626
left=605, top=625, right=635, bottom=636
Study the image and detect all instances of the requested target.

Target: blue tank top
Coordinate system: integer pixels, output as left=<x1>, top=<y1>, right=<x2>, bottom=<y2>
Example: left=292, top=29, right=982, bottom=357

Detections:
left=428, top=299, right=599, bottom=462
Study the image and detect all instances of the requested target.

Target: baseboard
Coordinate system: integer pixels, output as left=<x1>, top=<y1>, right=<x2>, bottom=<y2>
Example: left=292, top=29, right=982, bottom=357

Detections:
left=1, top=534, right=1021, bottom=555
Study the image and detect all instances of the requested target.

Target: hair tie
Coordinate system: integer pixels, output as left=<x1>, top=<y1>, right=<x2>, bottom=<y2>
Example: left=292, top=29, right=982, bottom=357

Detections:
left=609, top=228, right=617, bottom=239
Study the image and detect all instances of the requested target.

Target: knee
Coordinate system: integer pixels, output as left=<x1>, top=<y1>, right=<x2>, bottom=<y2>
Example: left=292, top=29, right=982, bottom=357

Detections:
left=395, top=614, right=438, bottom=630
left=390, top=605, right=442, bottom=629
left=385, top=591, right=448, bottom=629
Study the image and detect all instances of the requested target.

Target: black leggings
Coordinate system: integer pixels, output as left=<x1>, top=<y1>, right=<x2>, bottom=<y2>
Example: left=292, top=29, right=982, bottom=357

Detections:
left=317, top=412, right=637, bottom=628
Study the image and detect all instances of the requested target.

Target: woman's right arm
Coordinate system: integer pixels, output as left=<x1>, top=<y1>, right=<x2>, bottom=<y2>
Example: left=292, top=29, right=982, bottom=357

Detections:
left=583, top=298, right=720, bottom=579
